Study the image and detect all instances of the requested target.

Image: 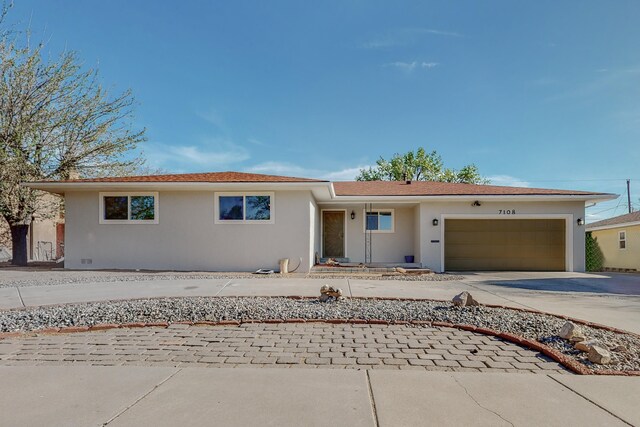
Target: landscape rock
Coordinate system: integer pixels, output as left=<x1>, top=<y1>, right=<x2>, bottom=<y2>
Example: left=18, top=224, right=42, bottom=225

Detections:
left=452, top=291, right=480, bottom=307
left=319, top=285, right=343, bottom=302
left=574, top=339, right=605, bottom=353
left=569, top=331, right=586, bottom=343
left=612, top=344, right=628, bottom=353
left=588, top=345, right=612, bottom=365
left=558, top=321, right=583, bottom=341
left=395, top=267, right=407, bottom=274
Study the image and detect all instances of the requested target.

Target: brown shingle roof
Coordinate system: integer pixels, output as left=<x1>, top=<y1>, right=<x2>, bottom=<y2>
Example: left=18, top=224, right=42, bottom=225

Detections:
left=41, top=171, right=328, bottom=183
left=587, top=211, right=640, bottom=229
left=333, top=181, right=608, bottom=196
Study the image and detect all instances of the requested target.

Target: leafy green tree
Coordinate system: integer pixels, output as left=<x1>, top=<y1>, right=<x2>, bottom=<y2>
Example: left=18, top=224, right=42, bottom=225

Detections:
left=0, top=4, right=146, bottom=265
left=355, top=148, right=488, bottom=184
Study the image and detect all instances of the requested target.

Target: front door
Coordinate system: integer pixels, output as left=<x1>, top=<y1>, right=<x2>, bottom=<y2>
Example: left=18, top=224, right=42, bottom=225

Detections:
left=322, top=211, right=345, bottom=258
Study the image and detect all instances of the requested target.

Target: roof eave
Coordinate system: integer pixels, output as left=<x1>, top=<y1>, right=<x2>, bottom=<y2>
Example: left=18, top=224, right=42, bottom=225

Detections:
left=22, top=181, right=331, bottom=194
left=320, top=194, right=617, bottom=203
left=587, top=220, right=640, bottom=231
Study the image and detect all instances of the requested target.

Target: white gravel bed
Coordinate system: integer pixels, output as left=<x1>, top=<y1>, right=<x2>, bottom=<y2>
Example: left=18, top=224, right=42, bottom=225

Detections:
left=0, top=272, right=463, bottom=288
left=0, top=296, right=637, bottom=372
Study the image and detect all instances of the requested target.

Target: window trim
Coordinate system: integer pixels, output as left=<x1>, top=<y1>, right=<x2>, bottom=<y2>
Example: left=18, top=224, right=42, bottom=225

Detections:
left=362, top=208, right=395, bottom=233
left=99, top=192, right=159, bottom=224
left=214, top=192, right=275, bottom=224
left=619, top=230, right=627, bottom=250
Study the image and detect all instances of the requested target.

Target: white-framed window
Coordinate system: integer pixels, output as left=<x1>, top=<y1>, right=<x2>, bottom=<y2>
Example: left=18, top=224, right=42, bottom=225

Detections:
left=619, top=230, right=627, bottom=250
left=214, top=192, right=274, bottom=224
left=99, top=192, right=159, bottom=224
left=363, top=209, right=394, bottom=233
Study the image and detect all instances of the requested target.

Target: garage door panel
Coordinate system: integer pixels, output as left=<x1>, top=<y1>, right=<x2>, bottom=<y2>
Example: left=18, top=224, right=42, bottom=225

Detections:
left=445, top=219, right=566, bottom=271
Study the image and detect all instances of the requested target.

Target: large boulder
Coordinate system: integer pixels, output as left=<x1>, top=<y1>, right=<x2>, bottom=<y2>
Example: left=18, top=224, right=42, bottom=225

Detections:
left=588, top=345, right=612, bottom=365
left=452, top=292, right=480, bottom=307
left=558, top=321, right=585, bottom=342
left=575, top=339, right=605, bottom=353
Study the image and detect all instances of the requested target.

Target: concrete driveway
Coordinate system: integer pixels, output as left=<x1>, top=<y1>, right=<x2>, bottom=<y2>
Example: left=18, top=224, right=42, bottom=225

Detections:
left=462, top=271, right=640, bottom=295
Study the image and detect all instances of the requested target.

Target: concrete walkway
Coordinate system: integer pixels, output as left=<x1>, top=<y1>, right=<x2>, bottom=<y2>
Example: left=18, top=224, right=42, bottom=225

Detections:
left=0, top=365, right=636, bottom=426
left=1, top=273, right=639, bottom=333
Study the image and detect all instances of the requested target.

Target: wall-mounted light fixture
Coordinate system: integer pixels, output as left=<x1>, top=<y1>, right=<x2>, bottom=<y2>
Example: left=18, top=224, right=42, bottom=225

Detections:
left=577, top=218, right=584, bottom=226
left=472, top=200, right=482, bottom=207
left=350, top=210, right=355, bottom=220
left=432, top=218, right=439, bottom=226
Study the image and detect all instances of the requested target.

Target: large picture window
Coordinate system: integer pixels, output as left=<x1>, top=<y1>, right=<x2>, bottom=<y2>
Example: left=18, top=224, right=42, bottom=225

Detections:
left=216, top=192, right=274, bottom=224
left=363, top=209, right=394, bottom=233
left=99, top=192, right=158, bottom=224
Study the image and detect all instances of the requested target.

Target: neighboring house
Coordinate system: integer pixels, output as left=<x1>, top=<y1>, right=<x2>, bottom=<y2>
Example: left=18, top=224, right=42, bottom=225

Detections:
left=24, top=172, right=614, bottom=273
left=587, top=211, right=640, bottom=272
left=0, top=193, right=64, bottom=262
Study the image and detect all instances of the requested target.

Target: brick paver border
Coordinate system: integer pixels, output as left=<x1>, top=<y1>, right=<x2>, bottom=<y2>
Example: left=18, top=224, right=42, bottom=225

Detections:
left=0, top=317, right=638, bottom=376
left=0, top=322, right=569, bottom=373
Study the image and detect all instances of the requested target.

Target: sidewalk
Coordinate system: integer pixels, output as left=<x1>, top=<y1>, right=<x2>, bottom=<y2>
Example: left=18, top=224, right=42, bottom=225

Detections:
left=1, top=275, right=639, bottom=333
left=0, top=365, right=636, bottom=426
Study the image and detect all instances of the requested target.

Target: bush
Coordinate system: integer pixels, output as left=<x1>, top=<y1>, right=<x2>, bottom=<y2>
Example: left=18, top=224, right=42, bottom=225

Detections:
left=585, top=232, right=604, bottom=272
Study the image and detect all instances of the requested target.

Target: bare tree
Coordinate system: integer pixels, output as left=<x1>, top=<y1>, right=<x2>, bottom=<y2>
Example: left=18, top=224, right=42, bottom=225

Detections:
left=0, top=4, right=146, bottom=264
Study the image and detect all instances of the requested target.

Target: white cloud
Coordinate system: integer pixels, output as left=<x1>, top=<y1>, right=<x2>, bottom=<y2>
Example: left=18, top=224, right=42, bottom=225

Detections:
left=362, top=27, right=462, bottom=49
left=247, top=137, right=267, bottom=146
left=245, top=162, right=370, bottom=181
left=321, top=166, right=367, bottom=181
left=383, top=61, right=440, bottom=72
left=245, top=161, right=310, bottom=177
left=408, top=28, right=462, bottom=38
left=146, top=140, right=250, bottom=170
left=196, top=109, right=228, bottom=132
left=486, top=175, right=531, bottom=187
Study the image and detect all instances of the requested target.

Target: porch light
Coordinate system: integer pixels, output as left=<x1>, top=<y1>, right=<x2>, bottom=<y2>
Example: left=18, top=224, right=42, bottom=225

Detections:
left=577, top=218, right=584, bottom=226
left=432, top=218, right=439, bottom=226
left=350, top=210, right=355, bottom=220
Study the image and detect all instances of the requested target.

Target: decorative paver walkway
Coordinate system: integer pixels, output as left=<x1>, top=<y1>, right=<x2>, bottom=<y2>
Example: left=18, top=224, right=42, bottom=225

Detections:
left=0, top=323, right=568, bottom=373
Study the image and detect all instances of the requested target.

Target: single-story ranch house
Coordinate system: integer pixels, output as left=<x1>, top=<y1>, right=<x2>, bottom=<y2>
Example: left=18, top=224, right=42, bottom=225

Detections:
left=25, top=172, right=615, bottom=273
left=587, top=211, right=640, bottom=271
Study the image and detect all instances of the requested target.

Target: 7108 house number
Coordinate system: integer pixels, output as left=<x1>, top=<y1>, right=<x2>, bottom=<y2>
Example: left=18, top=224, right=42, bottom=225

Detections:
left=498, top=209, right=516, bottom=214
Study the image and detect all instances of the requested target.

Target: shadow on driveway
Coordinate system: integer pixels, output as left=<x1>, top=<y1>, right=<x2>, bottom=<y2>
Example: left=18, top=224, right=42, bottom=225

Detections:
left=459, top=272, right=640, bottom=296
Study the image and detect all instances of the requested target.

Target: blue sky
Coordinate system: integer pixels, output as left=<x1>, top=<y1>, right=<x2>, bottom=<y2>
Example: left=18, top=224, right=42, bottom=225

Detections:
left=7, top=1, right=640, bottom=221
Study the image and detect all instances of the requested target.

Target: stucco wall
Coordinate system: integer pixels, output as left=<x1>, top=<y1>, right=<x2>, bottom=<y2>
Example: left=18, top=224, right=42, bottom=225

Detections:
left=65, top=190, right=315, bottom=272
left=318, top=204, right=416, bottom=263
left=420, top=200, right=587, bottom=272
left=590, top=225, right=640, bottom=270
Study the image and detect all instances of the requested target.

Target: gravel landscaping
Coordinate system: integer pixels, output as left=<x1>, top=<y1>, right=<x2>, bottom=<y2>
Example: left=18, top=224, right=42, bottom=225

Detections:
left=0, top=296, right=637, bottom=373
left=0, top=271, right=463, bottom=288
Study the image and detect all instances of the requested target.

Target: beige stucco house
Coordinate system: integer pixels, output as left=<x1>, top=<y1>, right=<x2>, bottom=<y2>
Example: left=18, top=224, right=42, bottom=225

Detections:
left=24, top=171, right=614, bottom=273
left=587, top=211, right=640, bottom=271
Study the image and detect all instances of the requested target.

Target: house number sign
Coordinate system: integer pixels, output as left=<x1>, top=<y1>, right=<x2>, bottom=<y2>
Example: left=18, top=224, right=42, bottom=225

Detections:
left=498, top=209, right=516, bottom=214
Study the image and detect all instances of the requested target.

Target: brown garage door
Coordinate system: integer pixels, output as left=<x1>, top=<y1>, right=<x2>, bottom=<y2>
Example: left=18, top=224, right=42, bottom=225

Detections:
left=445, top=219, right=566, bottom=271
